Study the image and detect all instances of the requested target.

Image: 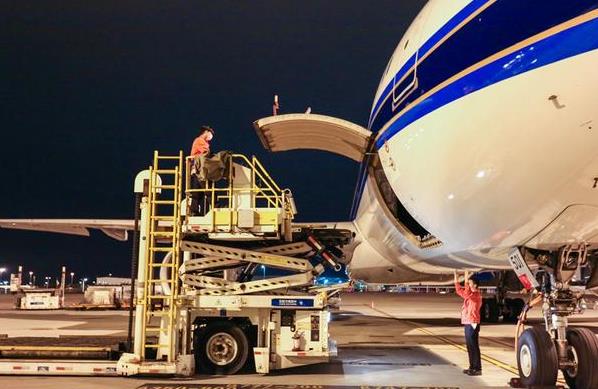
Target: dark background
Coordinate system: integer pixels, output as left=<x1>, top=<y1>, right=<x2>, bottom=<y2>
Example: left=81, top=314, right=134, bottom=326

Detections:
left=0, top=0, right=425, bottom=282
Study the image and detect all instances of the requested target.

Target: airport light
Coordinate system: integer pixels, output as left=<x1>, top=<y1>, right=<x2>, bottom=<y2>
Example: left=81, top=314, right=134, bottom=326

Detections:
left=28, top=271, right=33, bottom=285
left=261, top=265, right=266, bottom=279
left=70, top=272, right=74, bottom=286
left=82, top=277, right=88, bottom=292
left=44, top=276, right=50, bottom=288
left=0, top=268, right=5, bottom=283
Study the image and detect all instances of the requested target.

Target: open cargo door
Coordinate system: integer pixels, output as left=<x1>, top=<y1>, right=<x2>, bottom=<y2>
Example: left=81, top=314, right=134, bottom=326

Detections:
left=253, top=113, right=372, bottom=162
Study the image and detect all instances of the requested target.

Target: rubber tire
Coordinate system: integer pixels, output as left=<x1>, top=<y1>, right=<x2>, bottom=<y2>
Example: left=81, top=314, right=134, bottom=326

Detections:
left=481, top=298, right=500, bottom=323
left=562, top=327, right=598, bottom=389
left=194, top=321, right=249, bottom=375
left=517, top=327, right=558, bottom=387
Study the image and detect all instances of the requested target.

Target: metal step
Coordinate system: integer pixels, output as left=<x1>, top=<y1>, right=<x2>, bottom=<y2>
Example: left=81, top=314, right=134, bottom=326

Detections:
left=151, top=216, right=176, bottom=220
left=144, top=327, right=168, bottom=332
left=150, top=247, right=174, bottom=252
left=147, top=311, right=171, bottom=316
left=151, top=232, right=175, bottom=237
left=153, top=200, right=177, bottom=205
left=146, top=295, right=171, bottom=299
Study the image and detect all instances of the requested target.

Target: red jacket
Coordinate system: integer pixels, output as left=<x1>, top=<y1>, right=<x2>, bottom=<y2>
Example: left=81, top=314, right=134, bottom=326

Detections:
left=191, top=137, right=210, bottom=156
left=455, top=282, right=482, bottom=324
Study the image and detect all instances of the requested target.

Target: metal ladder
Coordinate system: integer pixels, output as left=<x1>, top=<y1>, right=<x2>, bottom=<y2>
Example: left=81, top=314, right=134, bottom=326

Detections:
left=140, top=150, right=183, bottom=362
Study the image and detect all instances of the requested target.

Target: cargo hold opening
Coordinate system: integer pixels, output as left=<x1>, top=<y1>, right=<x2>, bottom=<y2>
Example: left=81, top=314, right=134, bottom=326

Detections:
left=371, top=156, right=441, bottom=248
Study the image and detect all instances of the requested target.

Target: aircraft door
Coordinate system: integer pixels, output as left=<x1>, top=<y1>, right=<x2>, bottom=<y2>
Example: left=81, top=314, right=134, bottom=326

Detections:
left=390, top=4, right=431, bottom=112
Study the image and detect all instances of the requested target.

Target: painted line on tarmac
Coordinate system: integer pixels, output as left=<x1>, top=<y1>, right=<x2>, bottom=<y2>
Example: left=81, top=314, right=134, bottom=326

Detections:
left=137, top=385, right=459, bottom=389
left=363, top=304, right=520, bottom=375
left=478, top=335, right=514, bottom=350
left=365, top=304, right=567, bottom=385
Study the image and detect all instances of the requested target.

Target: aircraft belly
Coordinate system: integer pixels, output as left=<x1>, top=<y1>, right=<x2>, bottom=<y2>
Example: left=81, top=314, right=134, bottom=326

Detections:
left=350, top=177, right=511, bottom=283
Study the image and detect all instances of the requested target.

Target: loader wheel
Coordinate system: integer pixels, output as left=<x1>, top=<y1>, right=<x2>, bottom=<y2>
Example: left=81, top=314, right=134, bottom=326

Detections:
left=481, top=298, right=499, bottom=323
left=195, top=321, right=249, bottom=375
left=517, top=327, right=558, bottom=387
left=562, top=327, right=598, bottom=389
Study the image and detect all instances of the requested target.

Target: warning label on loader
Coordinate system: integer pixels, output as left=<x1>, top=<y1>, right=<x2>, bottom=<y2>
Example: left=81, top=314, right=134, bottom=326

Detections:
left=271, top=298, right=314, bottom=307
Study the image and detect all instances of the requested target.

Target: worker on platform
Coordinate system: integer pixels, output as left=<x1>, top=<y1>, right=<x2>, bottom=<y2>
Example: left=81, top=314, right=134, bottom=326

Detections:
left=191, top=125, right=214, bottom=157
left=189, top=125, right=214, bottom=215
left=454, top=270, right=482, bottom=376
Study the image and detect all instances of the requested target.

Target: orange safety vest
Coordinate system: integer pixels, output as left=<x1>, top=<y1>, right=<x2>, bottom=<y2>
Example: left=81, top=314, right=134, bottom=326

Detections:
left=191, top=137, right=210, bottom=156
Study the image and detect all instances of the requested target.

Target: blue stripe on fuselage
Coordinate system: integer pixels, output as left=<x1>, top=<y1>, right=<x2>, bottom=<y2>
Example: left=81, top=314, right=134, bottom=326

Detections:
left=374, top=16, right=598, bottom=149
left=369, top=0, right=598, bottom=134
left=368, top=0, right=490, bottom=127
left=351, top=1, right=598, bottom=219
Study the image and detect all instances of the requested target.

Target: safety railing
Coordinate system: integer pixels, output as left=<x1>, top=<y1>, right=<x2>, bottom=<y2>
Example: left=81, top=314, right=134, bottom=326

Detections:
left=184, top=153, right=292, bottom=230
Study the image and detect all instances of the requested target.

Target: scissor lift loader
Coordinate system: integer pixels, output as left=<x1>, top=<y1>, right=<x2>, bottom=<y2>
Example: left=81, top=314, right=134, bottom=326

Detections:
left=0, top=151, right=350, bottom=377
left=119, top=151, right=349, bottom=376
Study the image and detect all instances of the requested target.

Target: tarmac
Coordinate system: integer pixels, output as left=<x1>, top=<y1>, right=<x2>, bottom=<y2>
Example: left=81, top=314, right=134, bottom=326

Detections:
left=0, top=292, right=597, bottom=389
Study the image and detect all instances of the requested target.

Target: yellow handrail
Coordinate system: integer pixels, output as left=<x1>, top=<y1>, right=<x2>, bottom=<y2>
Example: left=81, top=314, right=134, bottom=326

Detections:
left=184, top=154, right=284, bottom=211
left=232, top=154, right=282, bottom=207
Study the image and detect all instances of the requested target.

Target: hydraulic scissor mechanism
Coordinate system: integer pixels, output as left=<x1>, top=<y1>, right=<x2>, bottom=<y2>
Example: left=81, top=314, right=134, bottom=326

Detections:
left=179, top=235, right=343, bottom=296
left=508, top=245, right=598, bottom=389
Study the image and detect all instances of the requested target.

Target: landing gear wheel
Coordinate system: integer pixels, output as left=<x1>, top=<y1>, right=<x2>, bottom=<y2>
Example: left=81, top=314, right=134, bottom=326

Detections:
left=517, top=327, right=558, bottom=387
left=194, top=321, right=249, bottom=375
left=481, top=298, right=499, bottom=323
left=562, top=327, right=598, bottom=389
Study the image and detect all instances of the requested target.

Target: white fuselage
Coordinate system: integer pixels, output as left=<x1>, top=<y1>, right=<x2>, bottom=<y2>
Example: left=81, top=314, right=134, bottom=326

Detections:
left=348, top=0, right=598, bottom=283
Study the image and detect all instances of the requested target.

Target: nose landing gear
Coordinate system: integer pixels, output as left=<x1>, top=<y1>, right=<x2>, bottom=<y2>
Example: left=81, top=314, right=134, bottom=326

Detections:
left=509, top=246, right=598, bottom=389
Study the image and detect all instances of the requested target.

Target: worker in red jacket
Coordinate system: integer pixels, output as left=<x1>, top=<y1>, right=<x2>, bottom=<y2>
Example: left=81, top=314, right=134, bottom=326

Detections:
left=189, top=126, right=214, bottom=215
left=191, top=125, right=214, bottom=156
left=455, top=270, right=482, bottom=376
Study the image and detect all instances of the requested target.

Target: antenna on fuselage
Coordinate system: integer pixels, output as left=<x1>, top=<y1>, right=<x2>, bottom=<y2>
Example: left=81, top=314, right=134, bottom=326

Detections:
left=272, top=94, right=280, bottom=116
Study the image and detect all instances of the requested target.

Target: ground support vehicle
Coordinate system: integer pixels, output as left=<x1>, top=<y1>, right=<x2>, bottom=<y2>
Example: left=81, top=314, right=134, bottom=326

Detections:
left=15, top=289, right=62, bottom=310
left=0, top=151, right=350, bottom=377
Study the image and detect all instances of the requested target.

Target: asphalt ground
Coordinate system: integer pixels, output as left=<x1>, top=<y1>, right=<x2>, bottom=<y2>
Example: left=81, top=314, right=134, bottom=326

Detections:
left=0, top=292, right=597, bottom=389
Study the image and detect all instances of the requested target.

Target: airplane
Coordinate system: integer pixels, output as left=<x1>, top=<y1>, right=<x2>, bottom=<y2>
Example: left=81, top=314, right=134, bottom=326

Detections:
left=2, top=1, right=598, bottom=387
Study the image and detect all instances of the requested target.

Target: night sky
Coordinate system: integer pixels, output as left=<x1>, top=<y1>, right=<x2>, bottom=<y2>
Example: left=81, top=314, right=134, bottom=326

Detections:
left=0, top=1, right=426, bottom=282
